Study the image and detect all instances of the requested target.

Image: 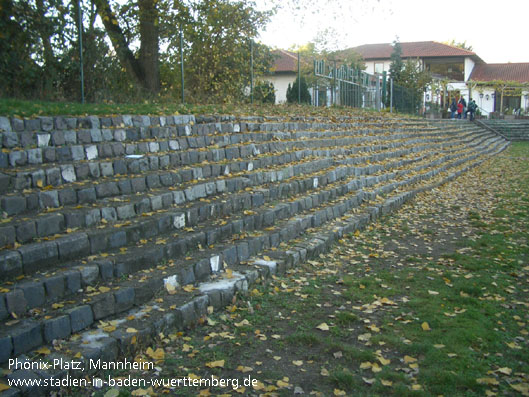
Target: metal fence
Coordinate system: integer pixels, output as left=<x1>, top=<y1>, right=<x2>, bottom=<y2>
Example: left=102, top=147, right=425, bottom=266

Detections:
left=313, top=60, right=420, bottom=115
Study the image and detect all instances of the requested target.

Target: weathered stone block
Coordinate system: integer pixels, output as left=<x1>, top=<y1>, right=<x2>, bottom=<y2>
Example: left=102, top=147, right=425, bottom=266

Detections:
left=67, top=305, right=93, bottom=333
left=19, top=281, right=45, bottom=309
left=57, top=233, right=90, bottom=260
left=0, top=251, right=23, bottom=279
left=44, top=275, right=65, bottom=302
left=5, top=289, right=27, bottom=316
left=44, top=315, right=71, bottom=342
left=19, top=241, right=58, bottom=274
left=11, top=321, right=43, bottom=355
left=36, top=213, right=64, bottom=237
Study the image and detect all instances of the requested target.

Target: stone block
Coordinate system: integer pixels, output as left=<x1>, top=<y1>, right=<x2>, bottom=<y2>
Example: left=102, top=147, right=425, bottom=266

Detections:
left=77, top=187, right=97, bottom=203
left=36, top=213, right=64, bottom=237
left=60, top=165, right=76, bottom=183
left=44, top=275, right=65, bottom=302
left=19, top=241, right=58, bottom=274
left=57, top=233, right=90, bottom=260
left=11, top=321, right=43, bottom=355
left=38, top=190, right=59, bottom=209
left=43, top=315, right=71, bottom=342
left=19, top=281, right=45, bottom=309
left=0, top=225, right=15, bottom=247
left=116, top=204, right=135, bottom=220
left=80, top=265, right=100, bottom=285
left=63, top=270, right=81, bottom=294
left=101, top=207, right=117, bottom=222
left=5, top=289, right=27, bottom=317
left=3, top=131, right=19, bottom=147
left=71, top=145, right=85, bottom=161
left=96, top=182, right=119, bottom=198
left=91, top=293, right=115, bottom=320
left=1, top=196, right=26, bottom=215
left=58, top=188, right=76, bottom=206
left=114, top=287, right=134, bottom=312
left=0, top=251, right=23, bottom=279
left=0, top=335, right=12, bottom=363
left=67, top=305, right=94, bottom=333
left=27, top=148, right=42, bottom=164
left=85, top=145, right=98, bottom=160
left=85, top=208, right=101, bottom=226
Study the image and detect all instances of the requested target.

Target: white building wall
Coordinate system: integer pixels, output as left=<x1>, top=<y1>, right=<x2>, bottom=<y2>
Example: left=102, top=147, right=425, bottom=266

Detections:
left=264, top=74, right=296, bottom=104
left=464, top=58, right=476, bottom=82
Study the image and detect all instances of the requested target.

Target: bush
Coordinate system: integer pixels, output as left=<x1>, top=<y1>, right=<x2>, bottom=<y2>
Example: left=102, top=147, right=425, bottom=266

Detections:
left=254, top=81, right=276, bottom=104
left=286, top=76, right=311, bottom=104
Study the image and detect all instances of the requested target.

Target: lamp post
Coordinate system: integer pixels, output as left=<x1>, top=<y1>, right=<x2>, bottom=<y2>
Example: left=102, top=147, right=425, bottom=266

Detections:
left=479, top=92, right=484, bottom=112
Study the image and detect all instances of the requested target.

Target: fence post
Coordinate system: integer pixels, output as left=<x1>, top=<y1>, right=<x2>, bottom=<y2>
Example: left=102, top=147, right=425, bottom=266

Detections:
left=77, top=0, right=85, bottom=104
left=375, top=75, right=381, bottom=111
left=250, top=40, right=254, bottom=104
left=298, top=51, right=301, bottom=104
left=180, top=26, right=185, bottom=103
left=382, top=71, right=387, bottom=108
left=390, top=78, right=393, bottom=113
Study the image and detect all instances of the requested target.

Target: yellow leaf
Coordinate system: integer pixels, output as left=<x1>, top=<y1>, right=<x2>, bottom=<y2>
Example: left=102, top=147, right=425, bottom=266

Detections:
left=316, top=322, right=330, bottom=331
left=236, top=365, right=253, bottom=373
left=34, top=347, right=51, bottom=355
left=477, top=378, right=499, bottom=386
left=360, top=362, right=372, bottom=369
left=292, top=360, right=303, bottom=366
left=0, top=383, right=10, bottom=392
left=404, top=355, right=417, bottom=364
left=126, top=328, right=138, bottom=334
left=421, top=322, right=431, bottom=331
left=99, top=286, right=111, bottom=293
left=381, top=379, right=393, bottom=386
left=334, top=389, right=347, bottom=396
left=411, top=384, right=423, bottom=390
left=378, top=356, right=391, bottom=366
left=321, top=367, right=329, bottom=376
left=234, top=319, right=250, bottom=327
left=497, top=367, right=512, bottom=375
left=206, top=360, right=224, bottom=368
left=146, top=347, right=165, bottom=361
left=183, top=285, right=195, bottom=293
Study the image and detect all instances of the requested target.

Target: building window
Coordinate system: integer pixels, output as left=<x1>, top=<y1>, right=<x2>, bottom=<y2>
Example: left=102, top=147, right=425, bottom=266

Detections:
left=374, top=62, right=384, bottom=74
left=425, top=61, right=464, bottom=81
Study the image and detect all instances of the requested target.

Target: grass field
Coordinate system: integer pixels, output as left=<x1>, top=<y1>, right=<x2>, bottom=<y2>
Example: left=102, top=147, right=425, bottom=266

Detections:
left=74, top=143, right=529, bottom=396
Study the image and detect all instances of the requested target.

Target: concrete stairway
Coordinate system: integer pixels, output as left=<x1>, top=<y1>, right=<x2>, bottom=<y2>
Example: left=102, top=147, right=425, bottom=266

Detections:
left=0, top=113, right=509, bottom=394
left=479, top=119, right=529, bottom=141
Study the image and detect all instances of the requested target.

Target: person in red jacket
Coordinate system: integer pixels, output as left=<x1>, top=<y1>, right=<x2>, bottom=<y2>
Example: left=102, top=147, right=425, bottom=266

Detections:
left=457, top=101, right=464, bottom=119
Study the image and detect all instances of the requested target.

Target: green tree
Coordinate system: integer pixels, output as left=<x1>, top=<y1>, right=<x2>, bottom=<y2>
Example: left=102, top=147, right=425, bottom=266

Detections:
left=254, top=81, right=276, bottom=104
left=286, top=76, right=311, bottom=104
left=388, top=38, right=403, bottom=82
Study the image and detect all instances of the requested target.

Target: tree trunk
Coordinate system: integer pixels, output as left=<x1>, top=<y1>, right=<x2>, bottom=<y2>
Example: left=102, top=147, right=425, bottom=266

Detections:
left=91, top=0, right=160, bottom=96
left=138, top=0, right=160, bottom=94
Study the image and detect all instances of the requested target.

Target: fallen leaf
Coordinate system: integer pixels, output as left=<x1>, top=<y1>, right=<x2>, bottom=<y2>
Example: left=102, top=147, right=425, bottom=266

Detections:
left=316, top=322, right=330, bottom=331
left=206, top=360, right=225, bottom=368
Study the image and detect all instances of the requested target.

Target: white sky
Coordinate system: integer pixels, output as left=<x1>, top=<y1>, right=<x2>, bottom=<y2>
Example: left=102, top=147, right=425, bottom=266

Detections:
left=257, top=0, right=529, bottom=63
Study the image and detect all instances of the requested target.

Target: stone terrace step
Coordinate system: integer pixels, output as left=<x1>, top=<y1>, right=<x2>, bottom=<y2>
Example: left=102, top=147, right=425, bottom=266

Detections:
left=1, top=136, right=509, bottom=396
left=0, top=127, right=495, bottom=279
left=0, top=113, right=509, bottom=373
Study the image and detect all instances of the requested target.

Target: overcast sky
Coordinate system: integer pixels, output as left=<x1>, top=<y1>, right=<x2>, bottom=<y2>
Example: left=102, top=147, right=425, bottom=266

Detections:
left=257, top=0, right=529, bottom=63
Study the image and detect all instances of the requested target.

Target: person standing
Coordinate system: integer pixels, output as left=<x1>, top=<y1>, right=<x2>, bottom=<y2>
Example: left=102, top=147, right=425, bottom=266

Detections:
left=450, top=99, right=457, bottom=119
left=460, top=97, right=467, bottom=119
left=457, top=100, right=463, bottom=119
left=468, top=98, right=477, bottom=121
